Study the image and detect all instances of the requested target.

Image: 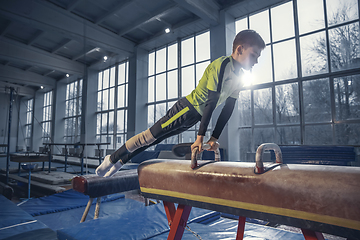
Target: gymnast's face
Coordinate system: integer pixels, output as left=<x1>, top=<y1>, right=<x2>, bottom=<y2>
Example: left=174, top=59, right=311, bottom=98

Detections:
left=233, top=45, right=262, bottom=70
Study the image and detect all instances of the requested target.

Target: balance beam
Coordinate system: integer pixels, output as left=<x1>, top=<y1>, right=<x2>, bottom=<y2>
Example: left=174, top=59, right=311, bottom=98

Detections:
left=71, top=169, right=139, bottom=222
left=10, top=153, right=48, bottom=174
left=138, top=158, right=360, bottom=239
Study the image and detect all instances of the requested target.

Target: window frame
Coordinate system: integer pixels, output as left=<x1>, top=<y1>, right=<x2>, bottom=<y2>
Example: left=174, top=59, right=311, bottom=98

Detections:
left=147, top=30, right=212, bottom=145
left=235, top=0, right=360, bottom=160
left=96, top=61, right=129, bottom=151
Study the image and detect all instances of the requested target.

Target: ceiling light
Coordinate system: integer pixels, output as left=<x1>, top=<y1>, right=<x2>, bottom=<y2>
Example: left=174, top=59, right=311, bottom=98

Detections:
left=103, top=56, right=108, bottom=61
left=66, top=74, right=69, bottom=77
left=165, top=28, right=170, bottom=33
left=40, top=86, right=44, bottom=89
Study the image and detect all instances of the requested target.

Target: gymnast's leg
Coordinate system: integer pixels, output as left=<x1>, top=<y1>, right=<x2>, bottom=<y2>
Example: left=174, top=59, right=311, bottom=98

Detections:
left=95, top=128, right=156, bottom=177
left=96, top=98, right=200, bottom=177
left=103, top=122, right=198, bottom=178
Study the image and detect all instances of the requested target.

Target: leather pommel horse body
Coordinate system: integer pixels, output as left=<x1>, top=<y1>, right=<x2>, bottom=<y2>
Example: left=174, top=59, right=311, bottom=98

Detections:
left=72, top=169, right=139, bottom=222
left=138, top=156, right=360, bottom=239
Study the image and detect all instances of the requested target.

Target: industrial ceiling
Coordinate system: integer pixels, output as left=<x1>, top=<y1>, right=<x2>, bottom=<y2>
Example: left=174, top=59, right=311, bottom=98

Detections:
left=0, top=0, right=281, bottom=96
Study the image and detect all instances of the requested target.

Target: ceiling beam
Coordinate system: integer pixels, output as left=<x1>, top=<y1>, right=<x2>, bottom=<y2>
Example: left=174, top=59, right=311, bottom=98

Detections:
left=24, top=66, right=33, bottom=71
left=95, top=0, right=133, bottom=25
left=173, top=0, right=219, bottom=26
left=138, top=27, right=154, bottom=36
left=138, top=16, right=201, bottom=48
left=118, top=3, right=177, bottom=36
left=0, top=0, right=135, bottom=56
left=51, top=39, right=72, bottom=53
left=72, top=47, right=100, bottom=61
left=0, top=21, right=12, bottom=38
left=0, top=65, right=56, bottom=89
left=27, top=30, right=45, bottom=46
left=67, top=0, right=83, bottom=11
left=0, top=38, right=85, bottom=76
left=0, top=81, right=36, bottom=97
left=43, top=70, right=55, bottom=77
left=155, top=17, right=172, bottom=28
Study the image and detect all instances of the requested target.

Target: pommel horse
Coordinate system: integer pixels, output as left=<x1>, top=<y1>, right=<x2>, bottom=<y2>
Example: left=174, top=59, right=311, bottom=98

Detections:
left=72, top=169, right=139, bottom=222
left=138, top=143, right=360, bottom=240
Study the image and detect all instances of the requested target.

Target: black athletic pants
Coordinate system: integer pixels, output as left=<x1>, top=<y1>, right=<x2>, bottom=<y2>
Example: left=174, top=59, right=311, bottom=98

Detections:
left=111, top=97, right=201, bottom=164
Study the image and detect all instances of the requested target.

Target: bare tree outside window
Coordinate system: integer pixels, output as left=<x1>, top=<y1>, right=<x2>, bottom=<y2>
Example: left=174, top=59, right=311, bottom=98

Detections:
left=275, top=83, right=300, bottom=124
left=238, top=90, right=251, bottom=127
left=64, top=80, right=82, bottom=143
left=329, top=22, right=359, bottom=72
left=303, top=78, right=332, bottom=123
left=254, top=88, right=272, bottom=125
left=236, top=0, right=359, bottom=160
left=42, top=91, right=52, bottom=144
left=300, top=32, right=329, bottom=76
left=334, top=74, right=360, bottom=144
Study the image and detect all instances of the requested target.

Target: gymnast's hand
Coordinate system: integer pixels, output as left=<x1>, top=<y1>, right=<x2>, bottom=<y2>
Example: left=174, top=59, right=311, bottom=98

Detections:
left=191, top=135, right=204, bottom=153
left=205, top=136, right=219, bottom=152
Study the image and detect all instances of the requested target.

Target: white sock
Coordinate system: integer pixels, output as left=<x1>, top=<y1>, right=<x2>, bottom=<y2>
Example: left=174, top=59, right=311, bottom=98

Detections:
left=95, top=155, right=114, bottom=177
left=104, top=161, right=123, bottom=178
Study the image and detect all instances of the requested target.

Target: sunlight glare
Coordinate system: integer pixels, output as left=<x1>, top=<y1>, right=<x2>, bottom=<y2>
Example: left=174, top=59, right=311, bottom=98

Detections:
left=242, top=69, right=254, bottom=86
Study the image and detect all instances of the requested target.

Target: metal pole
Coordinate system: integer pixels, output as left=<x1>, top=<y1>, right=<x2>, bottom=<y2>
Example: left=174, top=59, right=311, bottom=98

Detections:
left=64, top=144, right=68, bottom=172
left=6, top=88, right=14, bottom=184
left=27, top=168, right=31, bottom=199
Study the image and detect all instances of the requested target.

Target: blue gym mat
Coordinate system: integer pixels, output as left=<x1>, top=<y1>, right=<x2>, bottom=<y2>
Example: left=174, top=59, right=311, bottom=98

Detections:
left=1, top=188, right=323, bottom=240
left=18, top=189, right=125, bottom=216
left=0, top=194, right=57, bottom=240
left=35, top=197, right=145, bottom=230
left=56, top=203, right=219, bottom=240
left=150, top=217, right=306, bottom=239
left=56, top=201, right=309, bottom=240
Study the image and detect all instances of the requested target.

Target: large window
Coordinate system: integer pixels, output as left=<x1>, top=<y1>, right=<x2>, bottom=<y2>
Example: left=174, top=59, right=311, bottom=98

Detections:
left=24, top=98, right=33, bottom=150
left=116, top=62, right=129, bottom=149
left=235, top=0, right=360, bottom=160
left=96, top=61, right=128, bottom=151
left=42, top=91, right=52, bottom=144
left=64, top=79, right=82, bottom=143
left=147, top=31, right=211, bottom=144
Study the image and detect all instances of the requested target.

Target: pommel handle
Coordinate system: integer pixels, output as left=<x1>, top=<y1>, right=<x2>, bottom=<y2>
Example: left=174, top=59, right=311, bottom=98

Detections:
left=255, top=143, right=282, bottom=174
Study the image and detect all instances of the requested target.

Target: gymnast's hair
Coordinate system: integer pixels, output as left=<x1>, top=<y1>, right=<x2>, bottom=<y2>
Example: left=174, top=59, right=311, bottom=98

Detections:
left=232, top=29, right=265, bottom=53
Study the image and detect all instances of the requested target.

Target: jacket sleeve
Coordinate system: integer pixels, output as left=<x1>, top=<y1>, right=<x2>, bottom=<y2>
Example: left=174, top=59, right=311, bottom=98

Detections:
left=197, top=90, right=219, bottom=136
left=211, top=97, right=236, bottom=139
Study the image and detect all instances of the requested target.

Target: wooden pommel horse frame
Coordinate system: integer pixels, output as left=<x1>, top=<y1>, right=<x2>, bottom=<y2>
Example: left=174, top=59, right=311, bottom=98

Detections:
left=138, top=143, right=360, bottom=240
left=72, top=169, right=139, bottom=222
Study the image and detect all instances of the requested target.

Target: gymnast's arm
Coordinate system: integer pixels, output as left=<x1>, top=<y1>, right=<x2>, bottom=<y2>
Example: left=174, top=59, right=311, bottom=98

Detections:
left=203, top=96, right=236, bottom=151
left=191, top=90, right=219, bottom=152
left=211, top=96, right=236, bottom=140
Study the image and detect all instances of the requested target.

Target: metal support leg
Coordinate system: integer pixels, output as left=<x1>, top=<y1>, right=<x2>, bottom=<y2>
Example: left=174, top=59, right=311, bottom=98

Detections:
left=301, top=229, right=325, bottom=240
left=27, top=168, right=31, bottom=199
left=48, top=149, right=52, bottom=173
left=236, top=216, right=246, bottom=240
left=164, top=201, right=176, bottom=224
left=80, top=146, right=84, bottom=175
left=94, top=197, right=101, bottom=219
left=64, top=145, right=68, bottom=172
left=163, top=201, right=192, bottom=240
left=80, top=198, right=94, bottom=223
left=97, top=145, right=102, bottom=165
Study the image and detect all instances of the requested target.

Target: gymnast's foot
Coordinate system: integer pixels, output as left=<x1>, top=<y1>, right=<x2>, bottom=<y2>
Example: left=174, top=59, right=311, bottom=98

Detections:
left=104, top=160, right=123, bottom=178
left=95, top=155, right=114, bottom=177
